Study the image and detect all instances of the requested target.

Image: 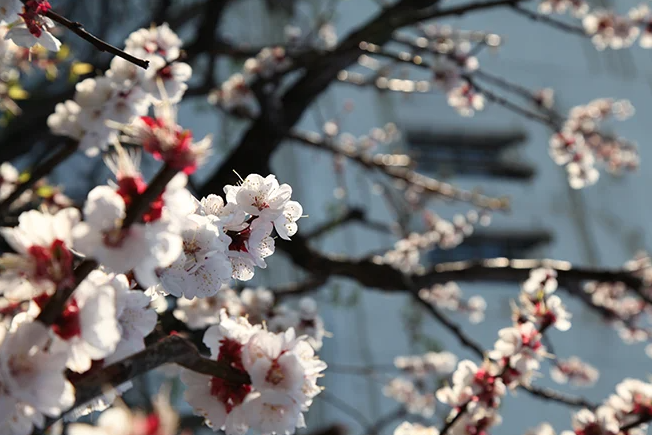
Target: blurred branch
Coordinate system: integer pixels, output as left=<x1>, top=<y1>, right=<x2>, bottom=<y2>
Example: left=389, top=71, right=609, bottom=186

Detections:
left=318, top=390, right=371, bottom=429
left=510, top=4, right=587, bottom=36
left=200, top=0, right=530, bottom=196
left=365, top=407, right=406, bottom=435
left=0, top=139, right=78, bottom=217
left=35, top=258, right=98, bottom=326
left=272, top=275, right=330, bottom=298
left=304, top=206, right=393, bottom=240
left=276, top=235, right=644, bottom=295
left=289, top=129, right=510, bottom=211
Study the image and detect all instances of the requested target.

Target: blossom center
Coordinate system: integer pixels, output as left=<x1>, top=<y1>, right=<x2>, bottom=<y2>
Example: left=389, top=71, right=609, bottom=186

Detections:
left=265, top=359, right=285, bottom=385
left=34, top=294, right=82, bottom=340
left=209, top=338, right=251, bottom=413
left=228, top=227, right=251, bottom=252
left=138, top=117, right=199, bottom=174
left=20, top=0, right=52, bottom=38
left=117, top=175, right=164, bottom=223
left=27, top=239, right=74, bottom=286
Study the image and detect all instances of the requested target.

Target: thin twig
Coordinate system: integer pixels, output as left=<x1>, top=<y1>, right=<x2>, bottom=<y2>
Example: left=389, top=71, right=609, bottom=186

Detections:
left=304, top=207, right=394, bottom=240
left=44, top=9, right=149, bottom=69
left=405, top=278, right=599, bottom=409
left=272, top=276, right=329, bottom=299
left=318, top=390, right=371, bottom=429
left=523, top=385, right=598, bottom=409
left=510, top=4, right=587, bottom=36
left=620, top=415, right=652, bottom=432
left=364, top=406, right=406, bottom=435
left=410, top=287, right=485, bottom=358
left=289, top=129, right=510, bottom=211
left=465, top=76, right=558, bottom=128
left=439, top=404, right=468, bottom=435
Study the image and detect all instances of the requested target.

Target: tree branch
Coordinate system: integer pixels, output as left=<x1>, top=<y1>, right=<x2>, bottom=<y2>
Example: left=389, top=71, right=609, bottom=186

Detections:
left=510, top=3, right=587, bottom=36
left=200, top=0, right=528, bottom=196
left=304, top=207, right=394, bottom=240
left=60, top=335, right=250, bottom=424
left=277, top=235, right=644, bottom=295
left=44, top=9, right=149, bottom=69
left=289, top=129, right=510, bottom=211
left=0, top=139, right=78, bottom=217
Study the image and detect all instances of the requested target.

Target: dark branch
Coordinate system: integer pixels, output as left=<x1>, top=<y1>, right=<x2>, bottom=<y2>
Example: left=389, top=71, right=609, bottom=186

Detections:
left=304, top=207, right=393, bottom=240
left=35, top=259, right=98, bottom=326
left=121, top=164, right=178, bottom=229
left=272, top=275, right=330, bottom=299
left=200, top=0, right=527, bottom=196
left=289, top=129, right=510, bottom=211
left=44, top=9, right=149, bottom=69
left=60, top=335, right=250, bottom=424
left=0, top=139, right=78, bottom=217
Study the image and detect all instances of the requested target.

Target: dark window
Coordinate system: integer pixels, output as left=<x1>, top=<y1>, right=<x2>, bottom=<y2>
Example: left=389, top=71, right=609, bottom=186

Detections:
left=428, top=230, right=552, bottom=264
left=406, top=130, right=535, bottom=180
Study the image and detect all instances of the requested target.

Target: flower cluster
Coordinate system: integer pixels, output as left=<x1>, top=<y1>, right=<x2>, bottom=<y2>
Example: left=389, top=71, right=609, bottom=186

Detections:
left=47, top=24, right=192, bottom=156
left=0, top=165, right=307, bottom=433
left=182, top=310, right=326, bottom=435
left=0, top=0, right=61, bottom=52
left=173, top=285, right=326, bottom=350
left=431, top=268, right=573, bottom=435
left=0, top=268, right=156, bottom=433
left=68, top=386, right=179, bottom=435
left=384, top=351, right=457, bottom=417
left=384, top=378, right=437, bottom=418
left=209, top=47, right=290, bottom=113
left=550, top=356, right=599, bottom=387
left=152, top=173, right=302, bottom=298
left=538, top=0, right=588, bottom=17
left=539, top=1, right=652, bottom=52
left=583, top=10, right=640, bottom=50
left=373, top=209, right=490, bottom=274
left=418, top=282, right=487, bottom=324
left=394, top=422, right=440, bottom=435
left=540, top=378, right=652, bottom=435
left=550, top=98, right=638, bottom=189
left=582, top=252, right=652, bottom=355
left=0, top=19, right=310, bottom=431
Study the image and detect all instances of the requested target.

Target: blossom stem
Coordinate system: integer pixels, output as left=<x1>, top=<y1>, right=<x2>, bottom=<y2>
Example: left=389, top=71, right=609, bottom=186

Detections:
left=619, top=415, right=652, bottom=432
left=35, top=259, right=98, bottom=326
left=439, top=403, right=469, bottom=435
left=121, top=164, right=178, bottom=229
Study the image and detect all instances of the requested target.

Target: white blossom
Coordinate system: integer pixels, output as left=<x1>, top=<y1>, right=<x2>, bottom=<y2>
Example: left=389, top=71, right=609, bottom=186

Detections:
left=0, top=321, right=75, bottom=434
